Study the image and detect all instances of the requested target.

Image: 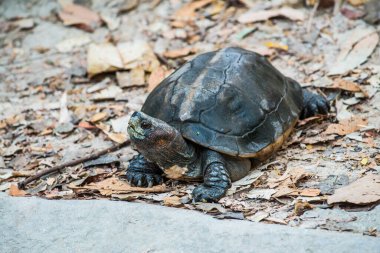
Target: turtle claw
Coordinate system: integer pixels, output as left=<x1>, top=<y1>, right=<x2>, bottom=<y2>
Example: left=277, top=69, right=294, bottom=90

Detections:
left=192, top=185, right=226, bottom=202
left=126, top=171, right=163, bottom=187
left=301, top=91, right=330, bottom=119
left=125, top=154, right=164, bottom=188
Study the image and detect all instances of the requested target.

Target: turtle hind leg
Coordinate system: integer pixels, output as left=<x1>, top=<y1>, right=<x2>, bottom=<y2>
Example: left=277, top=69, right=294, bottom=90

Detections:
left=126, top=154, right=163, bottom=187
left=301, top=89, right=330, bottom=119
left=192, top=150, right=231, bottom=202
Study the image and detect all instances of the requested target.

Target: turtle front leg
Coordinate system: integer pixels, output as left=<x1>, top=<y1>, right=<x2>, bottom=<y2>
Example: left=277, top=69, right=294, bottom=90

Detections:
left=192, top=150, right=231, bottom=202
left=301, top=89, right=330, bottom=119
left=126, top=154, right=163, bottom=187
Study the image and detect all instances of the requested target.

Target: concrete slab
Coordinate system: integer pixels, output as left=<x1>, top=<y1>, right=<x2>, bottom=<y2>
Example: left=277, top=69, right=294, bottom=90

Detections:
left=0, top=194, right=379, bottom=253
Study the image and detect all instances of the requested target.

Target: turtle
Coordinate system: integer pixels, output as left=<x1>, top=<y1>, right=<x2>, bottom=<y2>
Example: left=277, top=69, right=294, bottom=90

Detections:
left=126, top=47, right=329, bottom=202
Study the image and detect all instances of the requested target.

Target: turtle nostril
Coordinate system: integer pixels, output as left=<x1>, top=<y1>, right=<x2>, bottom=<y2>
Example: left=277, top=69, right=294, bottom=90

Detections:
left=131, top=111, right=139, bottom=118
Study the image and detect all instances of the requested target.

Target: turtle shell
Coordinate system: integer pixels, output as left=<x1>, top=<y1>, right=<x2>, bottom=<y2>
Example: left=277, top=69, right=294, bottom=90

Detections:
left=142, top=47, right=303, bottom=157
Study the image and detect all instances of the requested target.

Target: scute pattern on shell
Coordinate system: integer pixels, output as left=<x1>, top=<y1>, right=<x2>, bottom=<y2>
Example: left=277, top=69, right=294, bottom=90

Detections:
left=142, top=47, right=303, bottom=157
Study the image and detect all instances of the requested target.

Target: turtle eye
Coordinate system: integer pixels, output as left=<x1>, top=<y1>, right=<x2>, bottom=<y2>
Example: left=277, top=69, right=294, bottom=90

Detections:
left=140, top=120, right=152, bottom=129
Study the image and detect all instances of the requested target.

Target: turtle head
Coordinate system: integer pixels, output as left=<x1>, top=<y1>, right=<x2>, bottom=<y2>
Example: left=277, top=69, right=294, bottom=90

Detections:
left=128, top=111, right=176, bottom=144
left=128, top=111, right=195, bottom=168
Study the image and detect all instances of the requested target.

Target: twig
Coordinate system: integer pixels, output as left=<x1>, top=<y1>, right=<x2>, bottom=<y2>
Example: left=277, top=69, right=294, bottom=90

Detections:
left=307, top=0, right=320, bottom=33
left=18, top=140, right=130, bottom=189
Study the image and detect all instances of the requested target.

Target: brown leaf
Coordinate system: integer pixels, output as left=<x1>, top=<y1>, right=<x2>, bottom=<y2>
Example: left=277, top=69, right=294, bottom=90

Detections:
left=238, top=7, right=305, bottom=24
left=163, top=47, right=196, bottom=59
left=163, top=196, right=182, bottom=207
left=294, top=201, right=313, bottom=216
left=8, top=184, right=27, bottom=197
left=174, top=0, right=213, bottom=20
left=58, top=3, right=101, bottom=32
left=327, top=174, right=380, bottom=205
left=70, top=177, right=168, bottom=196
left=326, top=79, right=363, bottom=92
left=323, top=117, right=368, bottom=136
left=78, top=121, right=97, bottom=129
left=147, top=67, right=173, bottom=92
left=90, top=112, right=108, bottom=123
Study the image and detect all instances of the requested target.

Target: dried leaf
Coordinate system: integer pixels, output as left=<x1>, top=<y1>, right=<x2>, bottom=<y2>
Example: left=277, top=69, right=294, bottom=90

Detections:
left=70, top=177, right=168, bottom=196
left=8, top=184, right=27, bottom=197
left=87, top=43, right=124, bottom=77
left=327, top=174, right=380, bottom=205
left=323, top=117, right=368, bottom=136
left=163, top=47, right=196, bottom=59
left=173, top=0, right=213, bottom=20
left=246, top=211, right=269, bottom=222
left=246, top=188, right=276, bottom=200
left=227, top=170, right=264, bottom=195
left=78, top=121, right=96, bottom=129
left=326, top=79, right=363, bottom=92
left=163, top=196, right=182, bottom=207
left=328, top=31, right=379, bottom=75
left=56, top=35, right=91, bottom=53
left=148, top=67, right=173, bottom=92
left=90, top=112, right=108, bottom=123
left=264, top=41, right=288, bottom=51
left=117, top=41, right=159, bottom=71
left=238, top=7, right=305, bottom=24
left=294, top=201, right=313, bottom=216
left=58, top=3, right=101, bottom=32
left=195, top=203, right=227, bottom=213
left=108, top=133, right=128, bottom=143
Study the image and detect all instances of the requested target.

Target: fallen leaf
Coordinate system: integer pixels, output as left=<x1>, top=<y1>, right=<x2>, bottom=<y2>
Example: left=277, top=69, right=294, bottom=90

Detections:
left=163, top=47, right=196, bottom=59
left=238, top=7, right=305, bottom=24
left=264, top=217, right=288, bottom=225
left=246, top=211, right=269, bottom=222
left=246, top=188, right=276, bottom=200
left=323, top=117, right=368, bottom=136
left=360, top=157, right=369, bottom=166
left=130, top=67, right=146, bottom=86
left=348, top=0, right=366, bottom=5
left=99, top=12, right=120, bottom=31
left=119, top=0, right=140, bottom=13
left=117, top=40, right=159, bottom=72
left=58, top=3, right=101, bottom=32
left=294, top=201, right=313, bottom=216
left=147, top=67, right=173, bottom=92
left=90, top=112, right=108, bottom=123
left=78, top=121, right=96, bottom=129
left=90, top=86, right=123, bottom=101
left=327, top=174, right=380, bottom=205
left=227, top=170, right=264, bottom=195
left=327, top=79, right=363, bottom=92
left=56, top=35, right=91, bottom=53
left=8, top=184, right=27, bottom=197
left=87, top=43, right=124, bottom=77
left=328, top=31, right=379, bottom=75
left=96, top=122, right=128, bottom=144
left=195, top=203, right=227, bottom=213
left=163, top=196, right=182, bottom=207
left=173, top=0, right=213, bottom=20
left=264, top=41, right=288, bottom=51
left=70, top=177, right=168, bottom=196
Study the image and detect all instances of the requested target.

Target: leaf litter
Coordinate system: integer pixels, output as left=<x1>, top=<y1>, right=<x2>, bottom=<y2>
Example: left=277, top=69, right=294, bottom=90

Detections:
left=1, top=0, right=380, bottom=235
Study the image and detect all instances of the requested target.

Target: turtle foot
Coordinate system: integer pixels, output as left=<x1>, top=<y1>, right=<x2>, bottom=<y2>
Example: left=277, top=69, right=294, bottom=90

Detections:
left=192, top=185, right=227, bottom=202
left=301, top=90, right=330, bottom=119
left=125, top=154, right=163, bottom=187
left=192, top=161, right=231, bottom=202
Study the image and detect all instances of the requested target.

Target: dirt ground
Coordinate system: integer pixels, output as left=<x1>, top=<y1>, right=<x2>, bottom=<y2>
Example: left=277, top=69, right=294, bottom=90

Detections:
left=0, top=0, right=379, bottom=236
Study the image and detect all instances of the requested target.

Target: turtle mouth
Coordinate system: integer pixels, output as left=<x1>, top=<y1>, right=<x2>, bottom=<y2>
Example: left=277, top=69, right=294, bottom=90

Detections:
left=127, top=122, right=145, bottom=140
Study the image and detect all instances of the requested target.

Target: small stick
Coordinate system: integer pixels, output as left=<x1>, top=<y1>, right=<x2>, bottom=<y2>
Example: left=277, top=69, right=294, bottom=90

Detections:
left=307, top=0, right=320, bottom=33
left=18, top=140, right=130, bottom=189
